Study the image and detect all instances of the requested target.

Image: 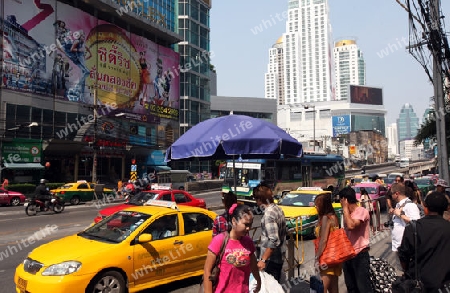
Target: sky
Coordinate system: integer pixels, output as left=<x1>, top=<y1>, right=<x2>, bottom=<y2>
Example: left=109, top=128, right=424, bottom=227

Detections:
left=210, top=0, right=450, bottom=125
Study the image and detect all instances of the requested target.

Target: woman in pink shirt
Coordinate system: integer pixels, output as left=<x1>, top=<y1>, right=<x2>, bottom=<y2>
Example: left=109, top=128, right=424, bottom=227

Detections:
left=339, top=187, right=373, bottom=293
left=203, top=204, right=261, bottom=293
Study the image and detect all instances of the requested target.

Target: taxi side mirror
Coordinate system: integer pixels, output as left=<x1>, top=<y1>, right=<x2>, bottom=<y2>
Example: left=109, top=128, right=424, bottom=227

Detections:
left=137, top=233, right=152, bottom=243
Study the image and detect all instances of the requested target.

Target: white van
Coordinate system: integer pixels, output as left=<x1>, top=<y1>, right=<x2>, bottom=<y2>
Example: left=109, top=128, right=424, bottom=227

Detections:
left=157, top=170, right=196, bottom=190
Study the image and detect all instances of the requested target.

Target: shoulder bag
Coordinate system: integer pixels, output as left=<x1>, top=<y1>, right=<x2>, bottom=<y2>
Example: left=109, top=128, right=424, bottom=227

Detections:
left=392, top=220, right=425, bottom=293
left=314, top=216, right=356, bottom=267
left=198, top=232, right=229, bottom=293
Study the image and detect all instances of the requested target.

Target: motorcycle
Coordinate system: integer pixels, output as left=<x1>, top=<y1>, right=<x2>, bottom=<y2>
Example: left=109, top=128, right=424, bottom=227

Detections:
left=25, top=194, right=65, bottom=216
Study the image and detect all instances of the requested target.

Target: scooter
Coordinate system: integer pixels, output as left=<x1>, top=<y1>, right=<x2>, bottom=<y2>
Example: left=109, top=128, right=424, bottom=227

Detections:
left=25, top=195, right=65, bottom=216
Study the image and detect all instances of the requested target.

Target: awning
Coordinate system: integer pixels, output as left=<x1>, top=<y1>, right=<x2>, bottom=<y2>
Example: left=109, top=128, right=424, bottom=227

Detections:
left=3, top=163, right=44, bottom=170
left=154, top=166, right=171, bottom=171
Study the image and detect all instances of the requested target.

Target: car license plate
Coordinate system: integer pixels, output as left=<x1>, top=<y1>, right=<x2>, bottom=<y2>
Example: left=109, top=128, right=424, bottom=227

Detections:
left=17, top=277, right=27, bottom=291
left=24, top=202, right=28, bottom=207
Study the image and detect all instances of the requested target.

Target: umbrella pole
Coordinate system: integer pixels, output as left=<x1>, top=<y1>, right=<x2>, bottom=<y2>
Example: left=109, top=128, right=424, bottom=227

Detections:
left=233, top=156, right=236, bottom=194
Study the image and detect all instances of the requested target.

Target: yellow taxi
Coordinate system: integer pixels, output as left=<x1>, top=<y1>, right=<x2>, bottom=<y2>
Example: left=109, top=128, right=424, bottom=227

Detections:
left=14, top=200, right=217, bottom=293
left=50, top=180, right=114, bottom=205
left=277, top=187, right=342, bottom=236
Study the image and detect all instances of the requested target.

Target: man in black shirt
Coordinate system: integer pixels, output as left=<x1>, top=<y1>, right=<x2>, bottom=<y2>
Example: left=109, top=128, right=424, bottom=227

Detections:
left=34, top=179, right=51, bottom=210
left=397, top=192, right=450, bottom=292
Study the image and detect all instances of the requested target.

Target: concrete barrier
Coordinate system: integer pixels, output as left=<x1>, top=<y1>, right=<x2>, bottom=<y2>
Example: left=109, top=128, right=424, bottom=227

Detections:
left=185, top=179, right=223, bottom=194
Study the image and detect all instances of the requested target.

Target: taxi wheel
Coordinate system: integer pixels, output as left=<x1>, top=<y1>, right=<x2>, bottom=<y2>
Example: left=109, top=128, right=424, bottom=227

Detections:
left=70, top=196, right=80, bottom=205
left=87, top=271, right=126, bottom=293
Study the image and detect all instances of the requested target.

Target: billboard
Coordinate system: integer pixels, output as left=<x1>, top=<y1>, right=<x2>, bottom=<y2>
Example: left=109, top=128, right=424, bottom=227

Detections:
left=332, top=115, right=351, bottom=137
left=2, top=0, right=180, bottom=121
left=349, top=85, right=383, bottom=105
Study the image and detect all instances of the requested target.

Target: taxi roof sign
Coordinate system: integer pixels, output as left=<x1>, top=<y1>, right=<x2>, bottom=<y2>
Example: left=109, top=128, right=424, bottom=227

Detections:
left=144, top=199, right=179, bottom=211
left=296, top=187, right=323, bottom=191
left=150, top=183, right=172, bottom=190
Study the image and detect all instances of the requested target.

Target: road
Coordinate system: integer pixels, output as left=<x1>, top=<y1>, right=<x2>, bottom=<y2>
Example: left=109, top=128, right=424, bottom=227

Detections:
left=0, top=189, right=397, bottom=293
left=0, top=190, right=223, bottom=293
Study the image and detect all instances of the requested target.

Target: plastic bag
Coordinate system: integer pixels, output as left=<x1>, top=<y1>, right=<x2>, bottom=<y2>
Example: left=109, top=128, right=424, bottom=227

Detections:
left=249, top=271, right=284, bottom=293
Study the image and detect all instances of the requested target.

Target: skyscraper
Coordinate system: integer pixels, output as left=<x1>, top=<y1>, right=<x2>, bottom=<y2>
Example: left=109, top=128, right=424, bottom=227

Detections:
left=397, top=103, right=420, bottom=142
left=177, top=0, right=212, bottom=131
left=264, top=36, right=285, bottom=105
left=333, top=39, right=366, bottom=100
left=176, top=0, right=212, bottom=172
left=282, top=0, right=334, bottom=104
left=386, top=123, right=399, bottom=157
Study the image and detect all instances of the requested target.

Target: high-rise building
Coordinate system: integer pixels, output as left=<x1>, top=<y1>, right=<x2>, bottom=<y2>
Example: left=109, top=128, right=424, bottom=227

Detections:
left=333, top=39, right=366, bottom=100
left=176, top=0, right=212, bottom=172
left=397, top=103, right=420, bottom=143
left=282, top=0, right=334, bottom=104
left=264, top=37, right=285, bottom=105
left=386, top=123, right=398, bottom=157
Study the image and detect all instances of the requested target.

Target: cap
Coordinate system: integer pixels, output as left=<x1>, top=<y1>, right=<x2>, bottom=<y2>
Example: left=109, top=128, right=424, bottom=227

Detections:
left=435, top=179, right=449, bottom=188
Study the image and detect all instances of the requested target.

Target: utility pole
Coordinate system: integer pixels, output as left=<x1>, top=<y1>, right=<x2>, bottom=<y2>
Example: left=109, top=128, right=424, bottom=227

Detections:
left=430, top=0, right=450, bottom=183
left=92, top=87, right=97, bottom=184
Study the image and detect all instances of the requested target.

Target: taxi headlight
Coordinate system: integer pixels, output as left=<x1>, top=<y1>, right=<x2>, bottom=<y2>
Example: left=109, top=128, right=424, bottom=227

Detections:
left=42, top=261, right=81, bottom=276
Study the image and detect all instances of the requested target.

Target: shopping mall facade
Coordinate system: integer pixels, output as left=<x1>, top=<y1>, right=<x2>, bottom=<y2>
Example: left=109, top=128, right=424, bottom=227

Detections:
left=0, top=0, right=185, bottom=184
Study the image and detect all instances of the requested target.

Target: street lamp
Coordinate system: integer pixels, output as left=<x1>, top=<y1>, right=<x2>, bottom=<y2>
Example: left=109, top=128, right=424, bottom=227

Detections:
left=303, top=104, right=316, bottom=151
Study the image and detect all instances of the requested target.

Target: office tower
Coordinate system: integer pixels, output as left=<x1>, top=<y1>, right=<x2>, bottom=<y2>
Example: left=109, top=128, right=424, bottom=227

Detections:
left=386, top=123, right=399, bottom=157
left=282, top=0, right=334, bottom=104
left=177, top=0, right=212, bottom=132
left=397, top=103, right=420, bottom=145
left=334, top=39, right=366, bottom=100
left=265, top=37, right=285, bottom=105
left=177, top=0, right=212, bottom=172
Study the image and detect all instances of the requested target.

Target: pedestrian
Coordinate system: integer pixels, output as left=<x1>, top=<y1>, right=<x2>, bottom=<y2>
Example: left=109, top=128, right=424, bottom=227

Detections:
left=314, top=192, right=342, bottom=293
left=117, top=179, right=123, bottom=195
left=212, top=191, right=237, bottom=236
left=1, top=177, right=9, bottom=189
left=397, top=192, right=450, bottom=292
left=253, top=183, right=286, bottom=282
left=338, top=186, right=373, bottom=293
left=390, top=183, right=421, bottom=252
left=203, top=204, right=261, bottom=293
left=359, top=187, right=375, bottom=232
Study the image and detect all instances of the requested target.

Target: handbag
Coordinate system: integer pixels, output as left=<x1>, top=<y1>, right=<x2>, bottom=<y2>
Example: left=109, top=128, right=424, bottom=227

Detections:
left=314, top=226, right=356, bottom=267
left=309, top=274, right=324, bottom=293
left=392, top=221, right=425, bottom=293
left=200, top=232, right=229, bottom=292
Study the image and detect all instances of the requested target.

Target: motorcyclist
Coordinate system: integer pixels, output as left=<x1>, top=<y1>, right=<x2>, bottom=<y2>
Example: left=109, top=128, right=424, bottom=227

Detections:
left=34, top=179, right=51, bottom=211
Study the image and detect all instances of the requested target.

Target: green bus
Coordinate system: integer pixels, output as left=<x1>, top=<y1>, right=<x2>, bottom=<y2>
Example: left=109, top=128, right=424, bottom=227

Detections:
left=221, top=153, right=345, bottom=204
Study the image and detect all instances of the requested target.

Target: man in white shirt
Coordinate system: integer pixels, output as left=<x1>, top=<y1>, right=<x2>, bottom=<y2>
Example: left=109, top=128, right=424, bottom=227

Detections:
left=390, top=183, right=421, bottom=251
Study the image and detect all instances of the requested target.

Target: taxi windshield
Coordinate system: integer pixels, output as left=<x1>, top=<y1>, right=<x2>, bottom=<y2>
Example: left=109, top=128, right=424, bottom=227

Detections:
left=128, top=192, right=160, bottom=205
left=60, top=184, right=74, bottom=189
left=278, top=193, right=316, bottom=207
left=80, top=211, right=150, bottom=243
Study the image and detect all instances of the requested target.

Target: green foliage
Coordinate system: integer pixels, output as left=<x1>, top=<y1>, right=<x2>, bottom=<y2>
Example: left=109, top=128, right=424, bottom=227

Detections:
left=7, top=182, right=65, bottom=197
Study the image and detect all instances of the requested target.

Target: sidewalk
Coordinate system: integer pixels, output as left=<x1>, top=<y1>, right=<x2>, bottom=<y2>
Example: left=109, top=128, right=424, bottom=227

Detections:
left=285, top=227, right=399, bottom=292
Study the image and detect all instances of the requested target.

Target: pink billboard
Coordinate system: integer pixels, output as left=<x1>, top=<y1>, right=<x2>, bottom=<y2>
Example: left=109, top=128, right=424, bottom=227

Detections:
left=1, top=0, right=180, bottom=121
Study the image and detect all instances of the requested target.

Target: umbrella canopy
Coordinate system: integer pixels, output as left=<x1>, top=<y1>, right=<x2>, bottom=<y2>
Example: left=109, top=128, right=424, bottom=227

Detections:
left=165, top=115, right=303, bottom=161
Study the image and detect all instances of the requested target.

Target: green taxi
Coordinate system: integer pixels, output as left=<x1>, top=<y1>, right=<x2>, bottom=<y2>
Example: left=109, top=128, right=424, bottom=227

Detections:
left=278, top=187, right=342, bottom=237
left=50, top=180, right=114, bottom=205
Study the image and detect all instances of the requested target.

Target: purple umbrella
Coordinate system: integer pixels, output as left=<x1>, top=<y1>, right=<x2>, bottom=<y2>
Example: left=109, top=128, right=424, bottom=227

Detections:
left=165, top=115, right=302, bottom=161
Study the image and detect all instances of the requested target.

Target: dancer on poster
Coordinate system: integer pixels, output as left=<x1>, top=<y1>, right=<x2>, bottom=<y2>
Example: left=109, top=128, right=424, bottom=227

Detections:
left=54, top=20, right=91, bottom=102
left=138, top=51, right=155, bottom=106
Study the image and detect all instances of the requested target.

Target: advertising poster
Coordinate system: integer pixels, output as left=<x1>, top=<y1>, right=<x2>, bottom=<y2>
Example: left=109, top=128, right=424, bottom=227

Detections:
left=2, top=0, right=180, bottom=122
left=349, top=85, right=383, bottom=105
left=332, top=115, right=351, bottom=137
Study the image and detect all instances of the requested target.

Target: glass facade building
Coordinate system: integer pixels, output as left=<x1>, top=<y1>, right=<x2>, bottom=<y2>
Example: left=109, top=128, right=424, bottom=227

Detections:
left=396, top=103, right=419, bottom=142
left=111, top=0, right=178, bottom=32
left=175, top=0, right=211, bottom=173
